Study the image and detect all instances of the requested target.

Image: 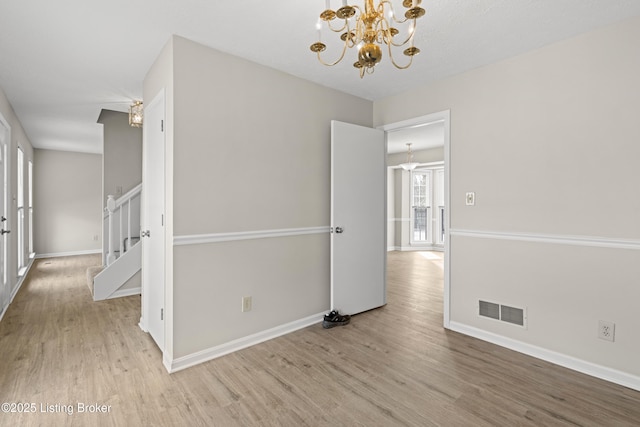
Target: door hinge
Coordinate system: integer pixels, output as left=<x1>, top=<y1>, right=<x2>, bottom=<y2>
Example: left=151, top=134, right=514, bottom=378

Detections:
left=160, top=308, right=164, bottom=321
left=161, top=214, right=164, bottom=226
left=161, top=120, right=164, bottom=132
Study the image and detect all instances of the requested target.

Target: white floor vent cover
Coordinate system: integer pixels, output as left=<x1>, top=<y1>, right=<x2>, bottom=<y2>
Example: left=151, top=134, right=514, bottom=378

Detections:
left=479, top=300, right=526, bottom=327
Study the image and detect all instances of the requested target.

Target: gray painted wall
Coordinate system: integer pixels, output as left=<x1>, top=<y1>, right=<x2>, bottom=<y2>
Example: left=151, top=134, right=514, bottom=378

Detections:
left=374, top=16, right=640, bottom=377
left=145, top=35, right=373, bottom=359
left=97, top=109, right=142, bottom=207
left=33, top=149, right=101, bottom=256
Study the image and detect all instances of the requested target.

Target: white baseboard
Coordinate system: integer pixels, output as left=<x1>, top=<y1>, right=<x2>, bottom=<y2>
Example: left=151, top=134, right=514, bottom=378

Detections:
left=108, top=287, right=141, bottom=299
left=449, top=321, right=640, bottom=392
left=388, top=246, right=444, bottom=252
left=11, top=258, right=35, bottom=304
left=165, top=311, right=326, bottom=373
left=138, top=318, right=148, bottom=333
left=0, top=258, right=35, bottom=323
left=36, top=249, right=101, bottom=259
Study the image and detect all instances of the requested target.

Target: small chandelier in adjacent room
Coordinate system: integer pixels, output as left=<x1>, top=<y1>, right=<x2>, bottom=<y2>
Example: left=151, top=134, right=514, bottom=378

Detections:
left=129, top=101, right=143, bottom=127
left=310, top=0, right=426, bottom=78
left=400, top=143, right=419, bottom=171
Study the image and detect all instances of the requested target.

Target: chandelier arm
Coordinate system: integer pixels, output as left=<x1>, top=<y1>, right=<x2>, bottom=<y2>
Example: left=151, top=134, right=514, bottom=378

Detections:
left=374, top=19, right=384, bottom=44
left=379, top=0, right=410, bottom=25
left=388, top=19, right=417, bottom=47
left=387, top=41, right=414, bottom=70
left=389, top=33, right=415, bottom=47
left=316, top=38, right=351, bottom=66
left=327, top=18, right=349, bottom=33
left=337, top=19, right=358, bottom=49
left=377, top=13, right=415, bottom=47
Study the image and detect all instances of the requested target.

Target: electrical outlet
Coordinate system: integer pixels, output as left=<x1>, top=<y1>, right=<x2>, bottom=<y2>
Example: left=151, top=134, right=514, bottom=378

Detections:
left=242, top=296, right=252, bottom=312
left=598, top=320, right=615, bottom=342
left=466, top=192, right=475, bottom=206
left=93, top=235, right=99, bottom=241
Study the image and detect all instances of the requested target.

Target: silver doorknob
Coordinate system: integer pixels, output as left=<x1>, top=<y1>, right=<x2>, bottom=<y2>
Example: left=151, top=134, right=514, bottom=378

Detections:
left=335, top=227, right=344, bottom=234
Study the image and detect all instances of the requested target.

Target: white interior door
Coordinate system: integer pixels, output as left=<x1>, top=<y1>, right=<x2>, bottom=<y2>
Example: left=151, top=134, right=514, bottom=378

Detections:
left=141, top=90, right=165, bottom=350
left=0, top=118, right=7, bottom=313
left=331, top=120, right=386, bottom=315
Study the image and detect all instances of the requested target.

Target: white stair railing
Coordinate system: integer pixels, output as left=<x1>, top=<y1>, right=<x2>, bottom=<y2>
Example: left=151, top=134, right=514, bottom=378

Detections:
left=104, top=184, right=142, bottom=266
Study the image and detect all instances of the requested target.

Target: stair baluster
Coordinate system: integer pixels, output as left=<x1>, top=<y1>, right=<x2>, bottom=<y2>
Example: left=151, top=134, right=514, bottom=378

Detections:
left=96, top=183, right=142, bottom=300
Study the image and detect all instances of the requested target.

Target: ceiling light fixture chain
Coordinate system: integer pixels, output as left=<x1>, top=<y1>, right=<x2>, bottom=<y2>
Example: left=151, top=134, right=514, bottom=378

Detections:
left=400, top=142, right=419, bottom=171
left=310, top=0, right=426, bottom=78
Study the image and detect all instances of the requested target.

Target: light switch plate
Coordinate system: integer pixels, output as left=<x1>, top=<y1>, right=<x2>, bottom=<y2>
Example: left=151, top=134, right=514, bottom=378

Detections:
left=466, top=192, right=475, bottom=206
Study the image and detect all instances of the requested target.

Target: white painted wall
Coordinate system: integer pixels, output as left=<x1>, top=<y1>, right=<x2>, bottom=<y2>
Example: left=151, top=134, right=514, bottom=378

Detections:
left=374, top=16, right=640, bottom=382
left=33, top=149, right=102, bottom=257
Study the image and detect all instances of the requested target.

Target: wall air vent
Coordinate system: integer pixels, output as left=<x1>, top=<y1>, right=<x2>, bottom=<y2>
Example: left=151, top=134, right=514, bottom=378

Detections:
left=501, top=305, right=525, bottom=326
left=479, top=300, right=500, bottom=320
left=479, top=300, right=526, bottom=327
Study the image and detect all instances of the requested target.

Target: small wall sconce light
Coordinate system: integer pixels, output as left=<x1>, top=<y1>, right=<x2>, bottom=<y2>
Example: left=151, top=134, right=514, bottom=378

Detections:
left=129, top=100, right=143, bottom=127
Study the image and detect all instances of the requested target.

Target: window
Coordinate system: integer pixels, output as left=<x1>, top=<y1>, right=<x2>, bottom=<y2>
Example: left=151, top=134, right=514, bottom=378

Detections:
left=411, top=170, right=431, bottom=243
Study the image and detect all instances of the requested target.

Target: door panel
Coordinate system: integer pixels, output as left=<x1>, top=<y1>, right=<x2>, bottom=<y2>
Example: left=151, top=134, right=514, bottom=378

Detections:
left=331, top=120, right=386, bottom=315
left=141, top=90, right=165, bottom=350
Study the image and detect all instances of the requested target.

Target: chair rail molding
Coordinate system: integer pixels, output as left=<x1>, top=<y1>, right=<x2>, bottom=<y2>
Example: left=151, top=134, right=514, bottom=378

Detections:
left=449, top=228, right=640, bottom=250
left=173, top=226, right=330, bottom=246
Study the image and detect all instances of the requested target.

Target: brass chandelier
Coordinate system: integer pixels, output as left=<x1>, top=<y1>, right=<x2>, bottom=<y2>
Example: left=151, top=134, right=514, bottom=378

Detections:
left=310, top=0, right=426, bottom=78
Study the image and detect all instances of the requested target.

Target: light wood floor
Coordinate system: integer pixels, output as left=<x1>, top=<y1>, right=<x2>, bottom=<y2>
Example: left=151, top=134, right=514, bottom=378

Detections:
left=1, top=252, right=640, bottom=426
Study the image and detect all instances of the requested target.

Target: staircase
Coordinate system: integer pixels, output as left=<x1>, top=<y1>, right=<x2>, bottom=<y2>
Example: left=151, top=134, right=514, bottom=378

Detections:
left=92, top=184, right=142, bottom=301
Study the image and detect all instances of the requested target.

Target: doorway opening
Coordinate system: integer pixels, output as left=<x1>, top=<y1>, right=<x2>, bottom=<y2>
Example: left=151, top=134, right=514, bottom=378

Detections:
left=380, top=110, right=450, bottom=328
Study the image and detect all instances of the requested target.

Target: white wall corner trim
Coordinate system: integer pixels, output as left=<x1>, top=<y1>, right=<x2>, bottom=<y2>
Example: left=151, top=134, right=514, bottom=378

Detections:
left=164, top=312, right=326, bottom=373
left=449, top=321, right=640, bottom=392
left=449, top=229, right=640, bottom=250
left=173, top=226, right=331, bottom=246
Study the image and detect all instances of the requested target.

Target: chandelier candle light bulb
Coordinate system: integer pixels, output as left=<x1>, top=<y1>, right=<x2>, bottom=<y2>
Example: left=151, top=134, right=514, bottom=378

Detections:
left=310, top=0, right=426, bottom=78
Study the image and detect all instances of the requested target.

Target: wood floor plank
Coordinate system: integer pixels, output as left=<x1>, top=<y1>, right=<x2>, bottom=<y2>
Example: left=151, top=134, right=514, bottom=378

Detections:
left=1, top=252, right=640, bottom=426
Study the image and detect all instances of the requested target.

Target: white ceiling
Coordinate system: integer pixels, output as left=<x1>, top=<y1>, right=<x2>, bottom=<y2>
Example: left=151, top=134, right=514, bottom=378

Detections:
left=387, top=121, right=444, bottom=154
left=1, top=0, right=640, bottom=154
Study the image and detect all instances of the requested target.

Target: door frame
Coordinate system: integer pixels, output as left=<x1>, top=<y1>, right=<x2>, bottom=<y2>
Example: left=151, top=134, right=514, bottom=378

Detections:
left=0, top=113, right=9, bottom=317
left=378, top=110, right=451, bottom=328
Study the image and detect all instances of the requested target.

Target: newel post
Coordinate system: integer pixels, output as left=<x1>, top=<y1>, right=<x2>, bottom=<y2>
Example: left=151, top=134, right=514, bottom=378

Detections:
left=106, top=195, right=116, bottom=266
